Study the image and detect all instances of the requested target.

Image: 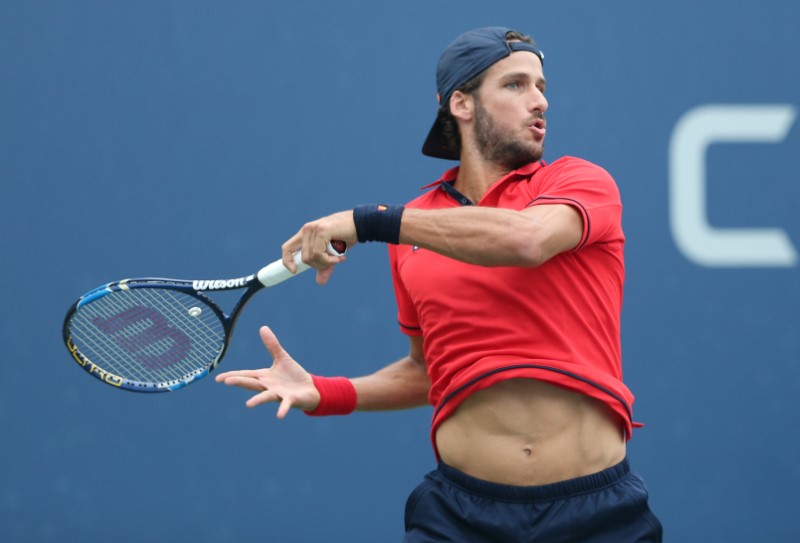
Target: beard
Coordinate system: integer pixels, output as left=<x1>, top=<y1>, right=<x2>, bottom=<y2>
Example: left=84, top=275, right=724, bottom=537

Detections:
left=473, top=98, right=544, bottom=170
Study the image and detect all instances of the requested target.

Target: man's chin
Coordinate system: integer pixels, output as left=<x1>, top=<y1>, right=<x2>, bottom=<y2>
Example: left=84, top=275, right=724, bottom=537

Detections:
left=501, top=144, right=543, bottom=170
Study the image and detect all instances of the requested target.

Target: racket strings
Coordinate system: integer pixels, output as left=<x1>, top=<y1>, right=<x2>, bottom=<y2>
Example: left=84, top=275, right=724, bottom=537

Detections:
left=68, top=287, right=226, bottom=385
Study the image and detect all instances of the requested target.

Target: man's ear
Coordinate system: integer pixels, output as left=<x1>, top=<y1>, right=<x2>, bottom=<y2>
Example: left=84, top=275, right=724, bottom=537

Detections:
left=449, top=90, right=474, bottom=122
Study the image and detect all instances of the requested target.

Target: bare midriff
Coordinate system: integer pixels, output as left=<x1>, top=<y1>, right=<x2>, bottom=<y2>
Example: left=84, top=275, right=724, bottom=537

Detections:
left=435, top=378, right=626, bottom=486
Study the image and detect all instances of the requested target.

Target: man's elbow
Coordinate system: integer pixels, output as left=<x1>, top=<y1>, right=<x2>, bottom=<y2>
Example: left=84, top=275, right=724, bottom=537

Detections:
left=509, top=238, right=549, bottom=268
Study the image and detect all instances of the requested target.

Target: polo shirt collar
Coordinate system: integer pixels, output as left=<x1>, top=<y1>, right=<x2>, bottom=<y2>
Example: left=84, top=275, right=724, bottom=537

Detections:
left=420, top=160, right=547, bottom=190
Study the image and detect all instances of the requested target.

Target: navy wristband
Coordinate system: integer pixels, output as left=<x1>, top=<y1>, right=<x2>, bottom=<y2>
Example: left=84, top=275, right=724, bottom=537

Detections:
left=352, top=204, right=404, bottom=244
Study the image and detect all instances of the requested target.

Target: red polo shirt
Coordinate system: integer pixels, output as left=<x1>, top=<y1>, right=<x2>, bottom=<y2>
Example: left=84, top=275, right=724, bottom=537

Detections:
left=388, top=156, right=640, bottom=460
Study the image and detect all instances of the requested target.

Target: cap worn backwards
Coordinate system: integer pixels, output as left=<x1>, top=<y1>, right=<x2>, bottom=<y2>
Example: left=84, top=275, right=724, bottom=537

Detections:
left=422, top=26, right=544, bottom=161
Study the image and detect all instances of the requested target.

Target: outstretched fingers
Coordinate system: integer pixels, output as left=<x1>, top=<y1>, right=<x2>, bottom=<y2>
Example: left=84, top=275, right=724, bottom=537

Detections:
left=259, top=325, right=286, bottom=360
left=244, top=387, right=301, bottom=419
left=215, top=369, right=260, bottom=383
left=217, top=374, right=264, bottom=391
left=216, top=325, right=318, bottom=415
left=245, top=388, right=278, bottom=409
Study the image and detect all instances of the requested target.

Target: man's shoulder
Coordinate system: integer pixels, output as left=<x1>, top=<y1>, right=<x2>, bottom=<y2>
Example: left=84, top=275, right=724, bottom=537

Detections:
left=539, top=156, right=617, bottom=189
left=544, top=156, right=612, bottom=177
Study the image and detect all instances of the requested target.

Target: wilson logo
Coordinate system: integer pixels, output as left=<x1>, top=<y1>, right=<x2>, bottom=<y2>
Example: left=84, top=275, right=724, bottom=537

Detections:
left=92, top=306, right=191, bottom=370
left=192, top=276, right=252, bottom=290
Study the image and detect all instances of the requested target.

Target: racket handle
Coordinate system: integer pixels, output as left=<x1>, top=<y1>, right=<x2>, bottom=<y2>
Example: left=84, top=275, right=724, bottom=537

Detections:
left=257, top=241, right=346, bottom=287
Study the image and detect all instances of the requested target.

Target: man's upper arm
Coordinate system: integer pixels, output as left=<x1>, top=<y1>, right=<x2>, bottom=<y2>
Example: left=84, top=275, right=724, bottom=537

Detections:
left=408, top=335, right=426, bottom=367
left=521, top=203, right=584, bottom=263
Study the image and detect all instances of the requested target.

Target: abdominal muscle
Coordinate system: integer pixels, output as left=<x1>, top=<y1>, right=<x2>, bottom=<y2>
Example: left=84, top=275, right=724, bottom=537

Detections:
left=434, top=378, right=627, bottom=486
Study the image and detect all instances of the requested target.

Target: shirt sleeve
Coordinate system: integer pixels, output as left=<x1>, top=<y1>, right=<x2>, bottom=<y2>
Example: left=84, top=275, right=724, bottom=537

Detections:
left=526, top=156, right=624, bottom=250
left=388, top=244, right=423, bottom=336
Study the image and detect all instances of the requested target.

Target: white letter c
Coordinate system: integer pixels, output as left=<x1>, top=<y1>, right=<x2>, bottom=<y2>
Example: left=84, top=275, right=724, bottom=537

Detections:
left=669, top=104, right=797, bottom=267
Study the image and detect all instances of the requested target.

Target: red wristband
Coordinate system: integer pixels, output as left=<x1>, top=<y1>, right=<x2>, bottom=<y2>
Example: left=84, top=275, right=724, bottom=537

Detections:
left=304, top=375, right=357, bottom=416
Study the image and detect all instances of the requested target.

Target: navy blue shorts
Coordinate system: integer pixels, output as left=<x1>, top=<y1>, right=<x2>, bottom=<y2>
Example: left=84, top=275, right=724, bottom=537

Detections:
left=403, top=458, right=662, bottom=542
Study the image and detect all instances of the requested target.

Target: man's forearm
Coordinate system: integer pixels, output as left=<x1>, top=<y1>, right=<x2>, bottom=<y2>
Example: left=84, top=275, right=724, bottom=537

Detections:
left=351, top=356, right=430, bottom=411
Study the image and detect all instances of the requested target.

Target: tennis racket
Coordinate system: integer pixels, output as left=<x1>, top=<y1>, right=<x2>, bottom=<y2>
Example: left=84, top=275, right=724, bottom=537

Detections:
left=62, top=241, right=346, bottom=393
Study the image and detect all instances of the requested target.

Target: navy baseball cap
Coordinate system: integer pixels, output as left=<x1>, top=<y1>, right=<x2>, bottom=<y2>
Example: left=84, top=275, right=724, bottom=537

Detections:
left=422, top=27, right=544, bottom=160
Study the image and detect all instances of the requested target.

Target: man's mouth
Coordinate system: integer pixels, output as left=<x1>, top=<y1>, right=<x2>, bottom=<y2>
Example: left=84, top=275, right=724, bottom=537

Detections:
left=528, top=117, right=547, bottom=139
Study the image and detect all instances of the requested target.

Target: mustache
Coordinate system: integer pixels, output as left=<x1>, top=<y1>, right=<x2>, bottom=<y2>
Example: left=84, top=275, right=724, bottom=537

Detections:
left=528, top=111, right=546, bottom=123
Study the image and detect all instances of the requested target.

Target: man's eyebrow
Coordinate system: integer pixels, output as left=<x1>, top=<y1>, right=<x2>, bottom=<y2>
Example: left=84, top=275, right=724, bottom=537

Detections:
left=502, top=71, right=532, bottom=81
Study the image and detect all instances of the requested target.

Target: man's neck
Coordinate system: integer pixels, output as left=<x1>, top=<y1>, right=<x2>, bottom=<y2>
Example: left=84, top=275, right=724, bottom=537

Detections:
left=453, top=150, right=513, bottom=204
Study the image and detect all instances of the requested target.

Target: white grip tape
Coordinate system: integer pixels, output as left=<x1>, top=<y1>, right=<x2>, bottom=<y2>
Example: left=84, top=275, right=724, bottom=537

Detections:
left=256, top=242, right=343, bottom=288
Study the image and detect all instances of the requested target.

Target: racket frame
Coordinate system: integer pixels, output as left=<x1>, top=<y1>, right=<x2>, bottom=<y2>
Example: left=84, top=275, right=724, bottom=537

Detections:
left=64, top=274, right=266, bottom=392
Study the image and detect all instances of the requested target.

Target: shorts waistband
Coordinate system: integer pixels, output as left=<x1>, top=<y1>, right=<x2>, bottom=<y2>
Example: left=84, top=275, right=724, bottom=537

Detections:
left=436, top=458, right=631, bottom=502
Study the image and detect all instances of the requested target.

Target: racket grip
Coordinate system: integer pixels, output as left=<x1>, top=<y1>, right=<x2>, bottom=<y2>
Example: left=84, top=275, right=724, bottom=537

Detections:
left=257, top=241, right=346, bottom=287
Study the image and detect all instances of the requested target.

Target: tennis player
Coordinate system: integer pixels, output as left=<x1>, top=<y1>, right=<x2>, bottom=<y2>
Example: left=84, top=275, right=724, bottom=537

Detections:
left=217, top=26, right=662, bottom=542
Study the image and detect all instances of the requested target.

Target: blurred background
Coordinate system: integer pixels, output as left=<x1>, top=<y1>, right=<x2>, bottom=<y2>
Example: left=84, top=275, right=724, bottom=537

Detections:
left=2, top=1, right=798, bottom=541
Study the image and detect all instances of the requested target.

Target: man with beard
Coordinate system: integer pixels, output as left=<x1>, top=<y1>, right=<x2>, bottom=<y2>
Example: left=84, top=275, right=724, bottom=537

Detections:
left=216, top=27, right=662, bottom=542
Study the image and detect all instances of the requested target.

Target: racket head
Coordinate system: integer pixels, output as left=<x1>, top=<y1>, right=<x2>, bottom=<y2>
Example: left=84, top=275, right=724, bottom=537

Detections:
left=63, top=279, right=231, bottom=392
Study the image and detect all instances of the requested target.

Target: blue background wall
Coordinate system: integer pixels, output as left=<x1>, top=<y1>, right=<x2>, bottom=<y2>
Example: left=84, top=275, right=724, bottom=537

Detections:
left=2, top=1, right=798, bottom=541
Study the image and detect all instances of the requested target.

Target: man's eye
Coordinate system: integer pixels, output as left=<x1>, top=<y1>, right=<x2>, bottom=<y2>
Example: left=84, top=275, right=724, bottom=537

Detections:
left=506, top=81, right=520, bottom=89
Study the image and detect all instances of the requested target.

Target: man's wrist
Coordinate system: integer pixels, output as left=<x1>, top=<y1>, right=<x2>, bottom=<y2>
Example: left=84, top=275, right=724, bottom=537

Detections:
left=303, top=375, right=357, bottom=416
left=352, top=204, right=405, bottom=244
